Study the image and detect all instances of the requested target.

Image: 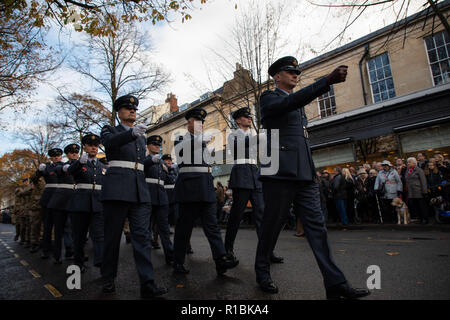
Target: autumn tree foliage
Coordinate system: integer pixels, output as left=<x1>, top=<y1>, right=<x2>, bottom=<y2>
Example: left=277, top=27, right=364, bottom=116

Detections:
left=0, top=149, right=42, bottom=199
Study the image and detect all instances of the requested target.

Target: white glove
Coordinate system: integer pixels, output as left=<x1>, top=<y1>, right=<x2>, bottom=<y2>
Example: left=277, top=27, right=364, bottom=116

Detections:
left=62, top=164, right=70, bottom=173
left=80, top=152, right=88, bottom=164
left=38, top=164, right=46, bottom=172
left=151, top=154, right=161, bottom=163
left=132, top=124, right=148, bottom=137
left=170, top=163, right=178, bottom=169
left=162, top=163, right=168, bottom=172
left=202, top=132, right=213, bottom=143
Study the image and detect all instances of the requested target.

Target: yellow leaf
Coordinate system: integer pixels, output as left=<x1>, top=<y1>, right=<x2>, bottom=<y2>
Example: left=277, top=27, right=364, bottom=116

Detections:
left=386, top=252, right=400, bottom=256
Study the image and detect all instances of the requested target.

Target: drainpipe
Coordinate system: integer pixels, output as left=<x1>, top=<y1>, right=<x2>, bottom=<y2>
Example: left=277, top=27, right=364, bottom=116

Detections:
left=359, top=44, right=369, bottom=106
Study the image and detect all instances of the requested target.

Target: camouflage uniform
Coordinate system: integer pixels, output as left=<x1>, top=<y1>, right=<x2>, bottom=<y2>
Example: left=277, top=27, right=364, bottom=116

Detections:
left=29, top=179, right=44, bottom=251
left=21, top=185, right=33, bottom=247
left=14, top=187, right=28, bottom=244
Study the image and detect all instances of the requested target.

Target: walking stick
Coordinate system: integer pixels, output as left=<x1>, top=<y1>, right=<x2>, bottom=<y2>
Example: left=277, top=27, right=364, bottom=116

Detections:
left=375, top=194, right=384, bottom=224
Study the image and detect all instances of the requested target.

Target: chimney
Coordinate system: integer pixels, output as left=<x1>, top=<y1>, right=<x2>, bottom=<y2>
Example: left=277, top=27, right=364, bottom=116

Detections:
left=165, top=93, right=178, bottom=113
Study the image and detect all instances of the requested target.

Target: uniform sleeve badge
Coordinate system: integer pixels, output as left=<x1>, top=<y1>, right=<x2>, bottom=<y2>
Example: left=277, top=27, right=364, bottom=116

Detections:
left=82, top=167, right=87, bottom=172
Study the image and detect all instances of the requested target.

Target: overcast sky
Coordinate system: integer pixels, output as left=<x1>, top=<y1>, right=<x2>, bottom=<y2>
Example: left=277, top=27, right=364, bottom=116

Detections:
left=0, top=0, right=426, bottom=155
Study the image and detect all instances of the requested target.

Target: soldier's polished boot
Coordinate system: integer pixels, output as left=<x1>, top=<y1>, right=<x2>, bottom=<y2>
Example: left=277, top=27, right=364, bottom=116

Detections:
left=215, top=254, right=239, bottom=275
left=326, top=282, right=371, bottom=300
left=173, top=263, right=189, bottom=274
left=140, top=281, right=168, bottom=299
left=30, top=245, right=40, bottom=253
left=102, top=279, right=115, bottom=294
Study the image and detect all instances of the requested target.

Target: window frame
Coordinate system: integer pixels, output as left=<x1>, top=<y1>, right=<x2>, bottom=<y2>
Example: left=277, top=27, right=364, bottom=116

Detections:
left=423, top=30, right=450, bottom=86
left=366, top=52, right=396, bottom=104
left=316, top=84, right=337, bottom=119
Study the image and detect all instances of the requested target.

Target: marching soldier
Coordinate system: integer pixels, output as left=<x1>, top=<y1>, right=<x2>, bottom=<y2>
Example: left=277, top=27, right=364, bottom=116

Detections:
left=144, top=135, right=174, bottom=265
left=255, top=56, right=370, bottom=299
left=14, top=178, right=30, bottom=245
left=163, top=154, right=194, bottom=254
left=224, top=107, right=275, bottom=262
left=47, top=144, right=79, bottom=264
left=100, top=94, right=167, bottom=298
left=29, top=175, right=44, bottom=253
left=67, top=134, right=105, bottom=273
left=36, top=148, right=63, bottom=259
left=172, top=107, right=238, bottom=275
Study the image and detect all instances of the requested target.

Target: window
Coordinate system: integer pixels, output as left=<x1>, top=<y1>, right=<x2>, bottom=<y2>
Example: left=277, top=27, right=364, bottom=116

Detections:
left=367, top=53, right=396, bottom=103
left=317, top=85, right=336, bottom=118
left=424, top=31, right=450, bottom=86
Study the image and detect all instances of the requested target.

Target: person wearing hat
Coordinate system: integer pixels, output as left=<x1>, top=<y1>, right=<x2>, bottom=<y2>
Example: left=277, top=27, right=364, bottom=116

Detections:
left=100, top=94, right=167, bottom=298
left=255, top=56, right=370, bottom=299
left=65, top=134, right=106, bottom=272
left=144, top=135, right=175, bottom=265
left=374, top=160, right=403, bottom=223
left=162, top=154, right=193, bottom=253
left=172, top=107, right=238, bottom=275
left=223, top=107, right=269, bottom=263
left=35, top=147, right=64, bottom=259
left=47, top=143, right=80, bottom=264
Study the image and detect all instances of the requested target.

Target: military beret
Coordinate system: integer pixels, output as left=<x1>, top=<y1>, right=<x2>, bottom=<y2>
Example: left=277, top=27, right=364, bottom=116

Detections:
left=185, top=108, right=207, bottom=121
left=147, top=135, right=163, bottom=146
left=161, top=154, right=172, bottom=161
left=48, top=148, right=63, bottom=157
left=113, top=94, right=139, bottom=111
left=268, top=56, right=301, bottom=77
left=22, top=178, right=29, bottom=183
left=82, top=133, right=101, bottom=146
left=64, top=144, right=80, bottom=154
left=232, top=107, right=252, bottom=120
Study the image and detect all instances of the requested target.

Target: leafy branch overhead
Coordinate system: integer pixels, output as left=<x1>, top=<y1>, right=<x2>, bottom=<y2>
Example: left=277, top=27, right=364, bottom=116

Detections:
left=1, top=0, right=209, bottom=37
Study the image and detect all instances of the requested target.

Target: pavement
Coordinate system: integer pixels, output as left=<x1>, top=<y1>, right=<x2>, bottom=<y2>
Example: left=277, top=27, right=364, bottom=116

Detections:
left=0, top=222, right=449, bottom=300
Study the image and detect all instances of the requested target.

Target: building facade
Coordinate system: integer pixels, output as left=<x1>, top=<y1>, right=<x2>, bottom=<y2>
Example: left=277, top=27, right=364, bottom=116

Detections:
left=147, top=1, right=450, bottom=183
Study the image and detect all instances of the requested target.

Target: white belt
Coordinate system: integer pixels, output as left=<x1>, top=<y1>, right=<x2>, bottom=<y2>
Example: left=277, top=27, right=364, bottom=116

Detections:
left=76, top=183, right=102, bottom=191
left=234, top=159, right=257, bottom=165
left=164, top=185, right=175, bottom=189
left=179, top=166, right=211, bottom=174
left=145, top=178, right=164, bottom=186
left=45, top=183, right=59, bottom=189
left=58, top=184, right=75, bottom=190
left=109, top=160, right=144, bottom=171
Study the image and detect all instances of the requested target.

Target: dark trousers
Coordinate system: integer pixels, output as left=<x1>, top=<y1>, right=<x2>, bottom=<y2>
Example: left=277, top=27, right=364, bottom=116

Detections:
left=41, top=206, right=54, bottom=253
left=381, top=199, right=396, bottom=223
left=71, top=211, right=104, bottom=267
left=150, top=205, right=174, bottom=259
left=53, top=209, right=73, bottom=260
left=101, top=201, right=154, bottom=284
left=225, top=188, right=264, bottom=252
left=408, top=198, right=429, bottom=222
left=168, top=203, right=179, bottom=226
left=174, top=202, right=226, bottom=265
left=255, top=180, right=347, bottom=288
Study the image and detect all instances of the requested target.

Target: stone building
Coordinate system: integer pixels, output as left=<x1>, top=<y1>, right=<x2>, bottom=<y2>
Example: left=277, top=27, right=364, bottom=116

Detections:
left=147, top=1, right=450, bottom=183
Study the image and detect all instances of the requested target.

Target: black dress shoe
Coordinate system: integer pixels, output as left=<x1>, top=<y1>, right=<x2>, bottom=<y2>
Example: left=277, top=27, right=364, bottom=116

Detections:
left=41, top=252, right=49, bottom=259
left=326, top=282, right=371, bottom=300
left=30, top=245, right=40, bottom=253
left=259, top=279, right=279, bottom=294
left=270, top=253, right=284, bottom=264
left=186, top=247, right=194, bottom=254
left=102, top=279, right=116, bottom=294
left=54, top=258, right=62, bottom=265
left=141, top=281, right=168, bottom=299
left=226, top=250, right=237, bottom=260
left=173, top=263, right=190, bottom=274
left=215, top=255, right=239, bottom=275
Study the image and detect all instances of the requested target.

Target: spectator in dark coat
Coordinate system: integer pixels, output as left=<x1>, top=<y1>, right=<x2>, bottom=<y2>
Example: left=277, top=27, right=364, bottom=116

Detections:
left=434, top=154, right=450, bottom=180
left=417, top=153, right=428, bottom=170
left=406, top=157, right=429, bottom=224
left=355, top=169, right=371, bottom=223
left=331, top=167, right=349, bottom=226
